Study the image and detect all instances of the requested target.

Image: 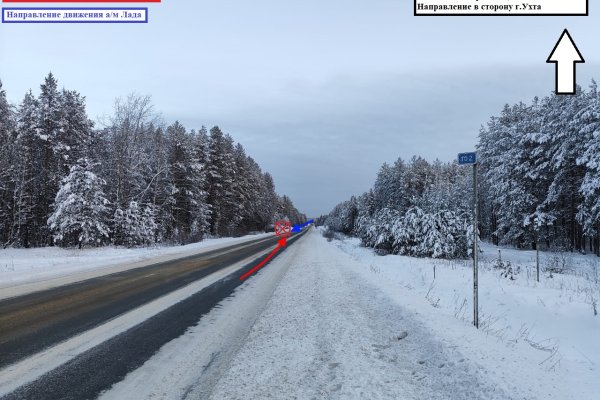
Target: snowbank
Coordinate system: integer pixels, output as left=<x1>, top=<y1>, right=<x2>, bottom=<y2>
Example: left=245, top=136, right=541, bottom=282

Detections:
left=97, top=229, right=598, bottom=399
left=333, top=234, right=599, bottom=400
left=0, top=233, right=271, bottom=298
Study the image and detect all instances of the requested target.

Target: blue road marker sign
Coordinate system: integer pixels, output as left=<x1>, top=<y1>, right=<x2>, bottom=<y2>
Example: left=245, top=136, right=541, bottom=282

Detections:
left=458, top=152, right=477, bottom=165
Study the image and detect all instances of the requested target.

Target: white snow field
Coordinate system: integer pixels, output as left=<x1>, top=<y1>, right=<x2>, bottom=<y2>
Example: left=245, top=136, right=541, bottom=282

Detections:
left=0, top=232, right=271, bottom=299
left=100, top=228, right=598, bottom=400
left=331, top=234, right=600, bottom=400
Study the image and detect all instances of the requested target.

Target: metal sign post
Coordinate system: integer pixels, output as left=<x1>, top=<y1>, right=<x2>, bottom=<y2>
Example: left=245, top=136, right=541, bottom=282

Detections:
left=535, top=217, right=540, bottom=282
left=459, top=152, right=479, bottom=329
left=472, top=162, right=479, bottom=329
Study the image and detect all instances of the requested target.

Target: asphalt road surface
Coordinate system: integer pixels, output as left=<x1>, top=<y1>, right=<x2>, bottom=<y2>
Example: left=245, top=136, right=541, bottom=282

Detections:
left=0, top=231, right=306, bottom=400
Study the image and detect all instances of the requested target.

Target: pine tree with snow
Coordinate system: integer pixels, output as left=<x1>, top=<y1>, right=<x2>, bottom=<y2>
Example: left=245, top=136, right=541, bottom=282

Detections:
left=189, top=127, right=211, bottom=239
left=1, top=75, right=304, bottom=248
left=37, top=73, right=66, bottom=244
left=261, top=172, right=280, bottom=228
left=478, top=102, right=542, bottom=248
left=0, top=81, right=16, bottom=246
left=113, top=201, right=157, bottom=247
left=56, top=89, right=94, bottom=175
left=12, top=91, right=41, bottom=247
left=206, top=126, right=237, bottom=236
left=166, top=121, right=210, bottom=243
left=48, top=159, right=110, bottom=248
left=576, top=81, right=600, bottom=253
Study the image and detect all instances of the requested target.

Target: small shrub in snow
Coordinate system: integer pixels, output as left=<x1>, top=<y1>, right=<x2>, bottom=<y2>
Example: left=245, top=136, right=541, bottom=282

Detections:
left=374, top=248, right=390, bottom=256
left=545, top=253, right=571, bottom=275
left=322, top=228, right=335, bottom=242
left=493, top=259, right=520, bottom=280
left=369, top=263, right=381, bottom=274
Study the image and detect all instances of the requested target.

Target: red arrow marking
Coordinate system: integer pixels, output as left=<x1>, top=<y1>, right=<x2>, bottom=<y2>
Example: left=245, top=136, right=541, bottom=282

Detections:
left=240, top=237, right=287, bottom=281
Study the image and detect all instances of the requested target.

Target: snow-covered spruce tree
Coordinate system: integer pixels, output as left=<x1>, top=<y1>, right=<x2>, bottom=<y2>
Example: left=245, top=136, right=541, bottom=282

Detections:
left=353, top=190, right=376, bottom=240
left=6, top=74, right=96, bottom=247
left=166, top=121, right=210, bottom=244
left=418, top=160, right=471, bottom=216
left=575, top=82, right=600, bottom=254
left=47, top=159, right=110, bottom=248
left=37, top=73, right=66, bottom=245
left=328, top=154, right=470, bottom=259
left=261, top=172, right=280, bottom=229
left=361, top=206, right=468, bottom=259
left=3, top=76, right=306, bottom=247
left=325, top=198, right=357, bottom=235
left=12, top=91, right=42, bottom=248
left=189, top=127, right=211, bottom=239
left=537, top=89, right=588, bottom=250
left=56, top=89, right=94, bottom=175
left=112, top=201, right=157, bottom=247
left=231, top=144, right=254, bottom=234
left=398, top=207, right=467, bottom=258
left=477, top=102, right=543, bottom=248
left=233, top=145, right=271, bottom=233
left=476, top=84, right=600, bottom=253
left=279, top=195, right=305, bottom=226
left=206, top=126, right=236, bottom=236
left=0, top=81, right=16, bottom=246
left=374, top=160, right=406, bottom=211
left=246, top=157, right=270, bottom=231
left=361, top=208, right=401, bottom=252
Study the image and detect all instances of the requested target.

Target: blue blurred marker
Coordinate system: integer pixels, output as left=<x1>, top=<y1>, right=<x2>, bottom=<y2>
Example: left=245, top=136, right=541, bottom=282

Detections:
left=292, top=219, right=314, bottom=233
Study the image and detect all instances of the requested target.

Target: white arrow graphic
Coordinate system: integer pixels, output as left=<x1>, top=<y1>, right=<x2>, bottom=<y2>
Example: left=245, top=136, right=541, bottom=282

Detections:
left=547, top=29, right=585, bottom=95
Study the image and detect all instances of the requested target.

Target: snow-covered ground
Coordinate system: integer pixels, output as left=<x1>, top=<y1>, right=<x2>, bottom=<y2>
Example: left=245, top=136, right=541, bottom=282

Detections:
left=0, top=233, right=270, bottom=299
left=332, top=234, right=600, bottom=400
left=101, top=228, right=598, bottom=399
left=5, top=228, right=596, bottom=399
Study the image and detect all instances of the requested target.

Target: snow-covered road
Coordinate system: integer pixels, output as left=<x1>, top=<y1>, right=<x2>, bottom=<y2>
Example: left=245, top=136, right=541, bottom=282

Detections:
left=103, top=229, right=516, bottom=399
left=208, top=230, right=510, bottom=400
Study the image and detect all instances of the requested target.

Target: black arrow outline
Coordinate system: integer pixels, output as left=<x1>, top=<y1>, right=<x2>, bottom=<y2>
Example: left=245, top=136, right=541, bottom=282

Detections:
left=546, top=29, right=585, bottom=96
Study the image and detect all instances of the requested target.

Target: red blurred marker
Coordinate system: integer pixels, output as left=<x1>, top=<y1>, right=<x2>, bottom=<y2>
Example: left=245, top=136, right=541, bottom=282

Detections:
left=274, top=220, right=291, bottom=238
left=240, top=237, right=287, bottom=281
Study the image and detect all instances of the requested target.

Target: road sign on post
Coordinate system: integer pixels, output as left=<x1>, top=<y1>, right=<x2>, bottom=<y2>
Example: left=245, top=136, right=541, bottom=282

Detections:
left=458, top=152, right=477, bottom=165
left=274, top=220, right=292, bottom=238
left=458, top=152, right=479, bottom=329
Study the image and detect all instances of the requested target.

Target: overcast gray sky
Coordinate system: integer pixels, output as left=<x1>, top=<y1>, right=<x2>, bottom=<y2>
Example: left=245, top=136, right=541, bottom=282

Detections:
left=1, top=1, right=599, bottom=216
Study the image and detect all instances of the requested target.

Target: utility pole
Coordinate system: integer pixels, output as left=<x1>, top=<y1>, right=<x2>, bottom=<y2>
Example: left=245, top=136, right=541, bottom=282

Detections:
left=473, top=162, right=479, bottom=329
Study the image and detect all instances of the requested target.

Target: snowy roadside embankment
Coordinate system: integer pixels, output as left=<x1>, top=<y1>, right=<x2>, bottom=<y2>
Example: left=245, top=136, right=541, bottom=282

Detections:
left=0, top=233, right=270, bottom=298
left=208, top=230, right=520, bottom=400
left=333, top=234, right=599, bottom=400
left=97, top=229, right=597, bottom=399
